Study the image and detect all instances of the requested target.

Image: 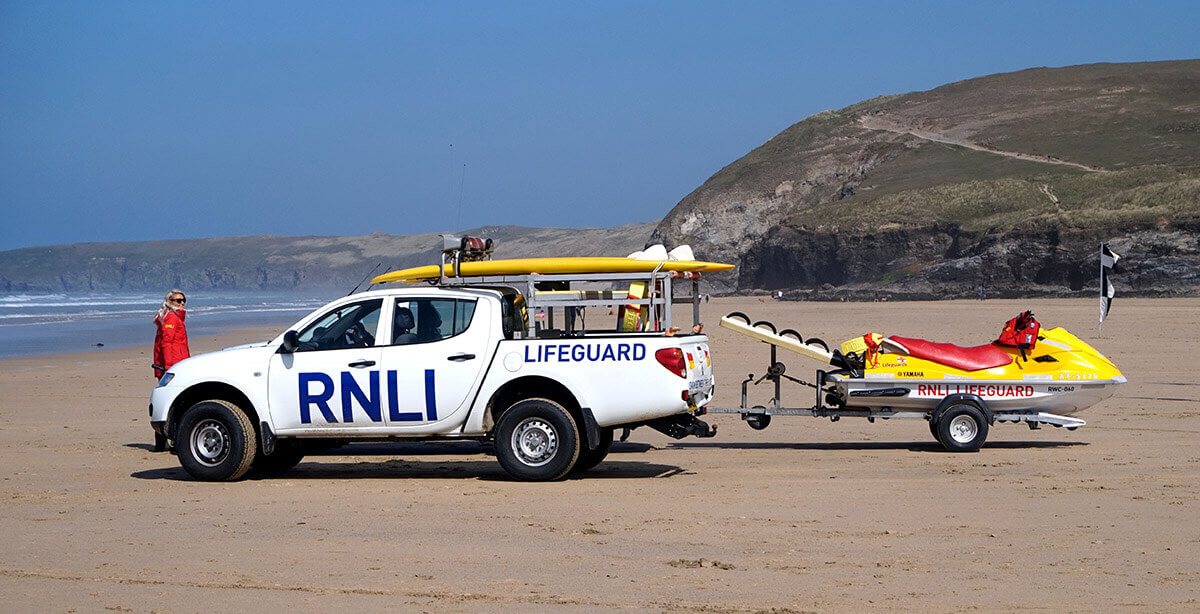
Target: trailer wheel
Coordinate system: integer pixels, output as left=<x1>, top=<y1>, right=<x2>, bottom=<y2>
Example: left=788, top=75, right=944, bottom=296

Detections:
left=746, top=410, right=771, bottom=431
left=176, top=400, right=257, bottom=481
left=937, top=404, right=989, bottom=452
left=495, top=398, right=580, bottom=481
left=572, top=427, right=614, bottom=474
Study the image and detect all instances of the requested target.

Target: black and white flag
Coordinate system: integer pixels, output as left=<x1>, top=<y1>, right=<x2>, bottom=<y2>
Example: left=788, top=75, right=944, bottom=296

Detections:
left=1100, top=244, right=1120, bottom=323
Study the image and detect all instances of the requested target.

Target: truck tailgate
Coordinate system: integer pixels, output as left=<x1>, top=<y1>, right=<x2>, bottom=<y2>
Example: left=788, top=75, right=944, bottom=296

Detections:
left=678, top=337, right=714, bottom=407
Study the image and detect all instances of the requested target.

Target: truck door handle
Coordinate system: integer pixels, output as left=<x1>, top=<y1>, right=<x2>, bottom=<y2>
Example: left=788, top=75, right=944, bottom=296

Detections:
left=348, top=360, right=376, bottom=368
left=447, top=353, right=476, bottom=362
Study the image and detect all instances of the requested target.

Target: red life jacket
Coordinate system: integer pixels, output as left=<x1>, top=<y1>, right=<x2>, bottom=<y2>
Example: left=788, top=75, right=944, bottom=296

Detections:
left=994, top=310, right=1040, bottom=359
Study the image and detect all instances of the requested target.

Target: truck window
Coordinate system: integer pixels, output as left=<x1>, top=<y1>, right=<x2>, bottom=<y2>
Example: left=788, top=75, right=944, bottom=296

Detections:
left=295, top=299, right=382, bottom=351
left=392, top=298, right=476, bottom=345
left=501, top=294, right=527, bottom=339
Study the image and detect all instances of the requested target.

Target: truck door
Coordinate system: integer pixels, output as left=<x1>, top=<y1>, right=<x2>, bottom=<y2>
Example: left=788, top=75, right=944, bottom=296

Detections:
left=378, top=296, right=490, bottom=429
left=267, top=298, right=384, bottom=432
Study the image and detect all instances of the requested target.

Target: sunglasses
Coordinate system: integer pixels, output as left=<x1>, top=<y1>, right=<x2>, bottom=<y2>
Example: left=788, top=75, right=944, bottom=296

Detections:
left=171, top=297, right=187, bottom=304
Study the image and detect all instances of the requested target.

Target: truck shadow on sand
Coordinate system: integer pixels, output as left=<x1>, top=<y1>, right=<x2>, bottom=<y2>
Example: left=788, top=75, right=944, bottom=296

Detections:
left=130, top=441, right=686, bottom=481
left=668, top=440, right=1088, bottom=453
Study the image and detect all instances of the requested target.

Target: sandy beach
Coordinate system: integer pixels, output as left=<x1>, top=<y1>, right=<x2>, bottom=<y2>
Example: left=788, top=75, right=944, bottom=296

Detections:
left=0, top=297, right=1197, bottom=612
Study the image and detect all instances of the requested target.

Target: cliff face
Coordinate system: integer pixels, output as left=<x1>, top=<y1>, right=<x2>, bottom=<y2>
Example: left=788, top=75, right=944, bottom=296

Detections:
left=741, top=220, right=1200, bottom=300
left=0, top=224, right=656, bottom=293
left=651, top=60, right=1200, bottom=297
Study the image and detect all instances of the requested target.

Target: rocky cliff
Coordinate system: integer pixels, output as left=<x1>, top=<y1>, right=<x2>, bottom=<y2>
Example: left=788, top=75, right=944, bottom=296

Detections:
left=650, top=60, right=1200, bottom=297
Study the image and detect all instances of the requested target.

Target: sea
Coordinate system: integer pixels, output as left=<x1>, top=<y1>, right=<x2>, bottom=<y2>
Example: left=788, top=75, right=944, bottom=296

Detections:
left=0, top=291, right=338, bottom=359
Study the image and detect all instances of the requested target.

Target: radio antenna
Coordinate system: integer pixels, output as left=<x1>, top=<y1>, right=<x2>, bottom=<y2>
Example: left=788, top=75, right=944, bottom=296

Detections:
left=448, top=143, right=455, bottom=229
left=347, top=262, right=385, bottom=296
left=454, top=163, right=467, bottom=232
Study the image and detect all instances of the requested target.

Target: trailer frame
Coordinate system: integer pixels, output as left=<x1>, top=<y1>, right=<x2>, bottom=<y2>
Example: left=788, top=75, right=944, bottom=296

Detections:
left=706, top=336, right=1086, bottom=451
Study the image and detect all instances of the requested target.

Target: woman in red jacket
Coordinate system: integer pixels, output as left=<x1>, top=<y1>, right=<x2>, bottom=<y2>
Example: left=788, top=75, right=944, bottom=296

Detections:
left=153, top=289, right=190, bottom=378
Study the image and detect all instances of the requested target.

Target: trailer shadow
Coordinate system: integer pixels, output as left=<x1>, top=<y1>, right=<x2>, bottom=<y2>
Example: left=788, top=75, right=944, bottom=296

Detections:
left=668, top=440, right=1088, bottom=453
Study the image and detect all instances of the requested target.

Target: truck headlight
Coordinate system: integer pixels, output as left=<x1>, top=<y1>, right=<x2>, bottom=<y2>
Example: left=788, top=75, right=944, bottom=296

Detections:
left=156, top=373, right=174, bottom=388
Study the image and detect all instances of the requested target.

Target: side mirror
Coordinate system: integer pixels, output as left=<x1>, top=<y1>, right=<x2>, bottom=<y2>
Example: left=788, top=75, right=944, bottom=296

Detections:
left=280, top=330, right=299, bottom=354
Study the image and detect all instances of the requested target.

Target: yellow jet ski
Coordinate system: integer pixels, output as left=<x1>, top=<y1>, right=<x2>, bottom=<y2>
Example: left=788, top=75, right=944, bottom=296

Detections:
left=715, top=311, right=1126, bottom=451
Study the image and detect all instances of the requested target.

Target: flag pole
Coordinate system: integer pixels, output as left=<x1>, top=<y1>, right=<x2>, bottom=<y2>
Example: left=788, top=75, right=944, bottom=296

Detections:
left=1098, top=242, right=1103, bottom=338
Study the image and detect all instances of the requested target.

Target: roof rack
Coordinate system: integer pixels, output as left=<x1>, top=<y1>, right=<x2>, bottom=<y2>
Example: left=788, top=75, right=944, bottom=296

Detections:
left=433, top=235, right=706, bottom=337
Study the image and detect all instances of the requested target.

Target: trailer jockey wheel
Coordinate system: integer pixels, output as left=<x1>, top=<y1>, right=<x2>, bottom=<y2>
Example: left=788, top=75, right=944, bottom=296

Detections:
left=936, top=404, right=989, bottom=452
left=745, top=406, right=771, bottom=431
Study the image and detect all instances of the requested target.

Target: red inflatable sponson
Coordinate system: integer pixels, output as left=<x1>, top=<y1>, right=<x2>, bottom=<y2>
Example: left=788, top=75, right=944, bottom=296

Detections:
left=885, top=336, right=1013, bottom=372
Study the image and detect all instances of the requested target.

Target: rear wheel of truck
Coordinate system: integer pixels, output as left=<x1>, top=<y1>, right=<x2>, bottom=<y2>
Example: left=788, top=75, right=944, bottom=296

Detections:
left=937, top=404, right=989, bottom=452
left=572, top=426, right=614, bottom=473
left=495, top=398, right=580, bottom=481
left=177, top=400, right=257, bottom=481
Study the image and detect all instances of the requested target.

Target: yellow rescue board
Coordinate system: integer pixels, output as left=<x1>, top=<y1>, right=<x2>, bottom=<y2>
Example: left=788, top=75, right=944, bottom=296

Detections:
left=372, top=257, right=734, bottom=284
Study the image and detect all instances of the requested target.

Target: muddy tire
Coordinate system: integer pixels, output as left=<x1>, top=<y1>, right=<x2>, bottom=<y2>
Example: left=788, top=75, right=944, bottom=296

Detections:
left=495, top=398, right=579, bottom=481
left=176, top=400, right=257, bottom=481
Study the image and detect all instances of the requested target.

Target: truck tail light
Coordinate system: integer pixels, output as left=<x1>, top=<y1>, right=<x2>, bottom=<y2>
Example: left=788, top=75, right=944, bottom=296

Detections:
left=655, top=348, right=687, bottom=378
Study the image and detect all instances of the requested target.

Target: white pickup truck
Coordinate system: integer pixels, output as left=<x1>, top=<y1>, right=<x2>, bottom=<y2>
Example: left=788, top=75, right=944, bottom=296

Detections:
left=150, top=263, right=717, bottom=481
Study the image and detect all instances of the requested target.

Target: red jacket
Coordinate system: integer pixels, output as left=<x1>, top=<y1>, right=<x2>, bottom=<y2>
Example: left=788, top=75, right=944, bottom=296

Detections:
left=154, top=309, right=190, bottom=378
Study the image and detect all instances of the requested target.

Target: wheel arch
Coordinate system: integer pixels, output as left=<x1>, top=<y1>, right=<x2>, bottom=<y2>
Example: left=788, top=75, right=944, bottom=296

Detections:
left=486, top=375, right=582, bottom=432
left=168, top=382, right=261, bottom=439
left=931, top=393, right=993, bottom=425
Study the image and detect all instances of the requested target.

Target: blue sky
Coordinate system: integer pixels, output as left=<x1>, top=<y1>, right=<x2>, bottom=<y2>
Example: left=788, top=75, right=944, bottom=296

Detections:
left=1, top=1, right=1196, bottom=250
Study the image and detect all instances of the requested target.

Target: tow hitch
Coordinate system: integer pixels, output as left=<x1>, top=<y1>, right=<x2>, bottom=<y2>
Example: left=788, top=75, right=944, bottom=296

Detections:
left=645, top=414, right=717, bottom=439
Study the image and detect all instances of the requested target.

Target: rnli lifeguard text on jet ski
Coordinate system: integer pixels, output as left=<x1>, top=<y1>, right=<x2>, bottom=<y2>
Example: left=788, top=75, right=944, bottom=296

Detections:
left=915, top=384, right=1035, bottom=398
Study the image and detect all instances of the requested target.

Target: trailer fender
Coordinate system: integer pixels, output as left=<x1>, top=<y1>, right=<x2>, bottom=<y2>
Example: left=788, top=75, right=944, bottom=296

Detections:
left=931, top=394, right=993, bottom=425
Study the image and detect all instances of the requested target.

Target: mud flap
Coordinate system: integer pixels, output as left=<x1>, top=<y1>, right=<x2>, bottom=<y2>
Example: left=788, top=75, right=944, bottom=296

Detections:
left=260, top=421, right=276, bottom=456
left=646, top=414, right=717, bottom=439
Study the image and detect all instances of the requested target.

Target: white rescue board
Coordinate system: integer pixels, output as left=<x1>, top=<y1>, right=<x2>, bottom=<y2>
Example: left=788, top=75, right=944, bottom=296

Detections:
left=719, top=316, right=834, bottom=363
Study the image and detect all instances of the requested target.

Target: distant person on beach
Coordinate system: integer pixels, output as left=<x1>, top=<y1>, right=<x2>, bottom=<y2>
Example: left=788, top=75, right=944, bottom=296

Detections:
left=153, top=289, right=190, bottom=378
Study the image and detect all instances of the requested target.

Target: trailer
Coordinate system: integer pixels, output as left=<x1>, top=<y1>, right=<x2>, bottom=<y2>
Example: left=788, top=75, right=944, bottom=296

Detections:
left=706, top=312, right=1106, bottom=452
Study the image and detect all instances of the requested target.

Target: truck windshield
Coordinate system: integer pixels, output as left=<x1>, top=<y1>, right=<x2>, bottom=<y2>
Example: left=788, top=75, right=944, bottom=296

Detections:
left=295, top=299, right=383, bottom=351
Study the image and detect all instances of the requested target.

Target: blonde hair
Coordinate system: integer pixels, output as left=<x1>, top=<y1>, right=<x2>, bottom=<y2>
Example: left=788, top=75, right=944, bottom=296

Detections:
left=156, top=289, right=187, bottom=322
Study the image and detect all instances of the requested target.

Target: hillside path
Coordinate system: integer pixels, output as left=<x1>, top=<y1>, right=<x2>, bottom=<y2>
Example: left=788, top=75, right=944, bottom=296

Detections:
left=859, top=114, right=1106, bottom=172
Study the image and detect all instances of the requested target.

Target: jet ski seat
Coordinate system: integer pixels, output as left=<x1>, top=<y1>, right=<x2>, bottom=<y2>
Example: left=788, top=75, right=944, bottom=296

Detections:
left=883, top=336, right=1013, bottom=372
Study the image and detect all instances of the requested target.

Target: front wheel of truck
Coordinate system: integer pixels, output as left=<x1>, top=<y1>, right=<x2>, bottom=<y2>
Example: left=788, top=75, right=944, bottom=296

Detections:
left=176, top=399, right=257, bottom=481
left=495, top=398, right=580, bottom=481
